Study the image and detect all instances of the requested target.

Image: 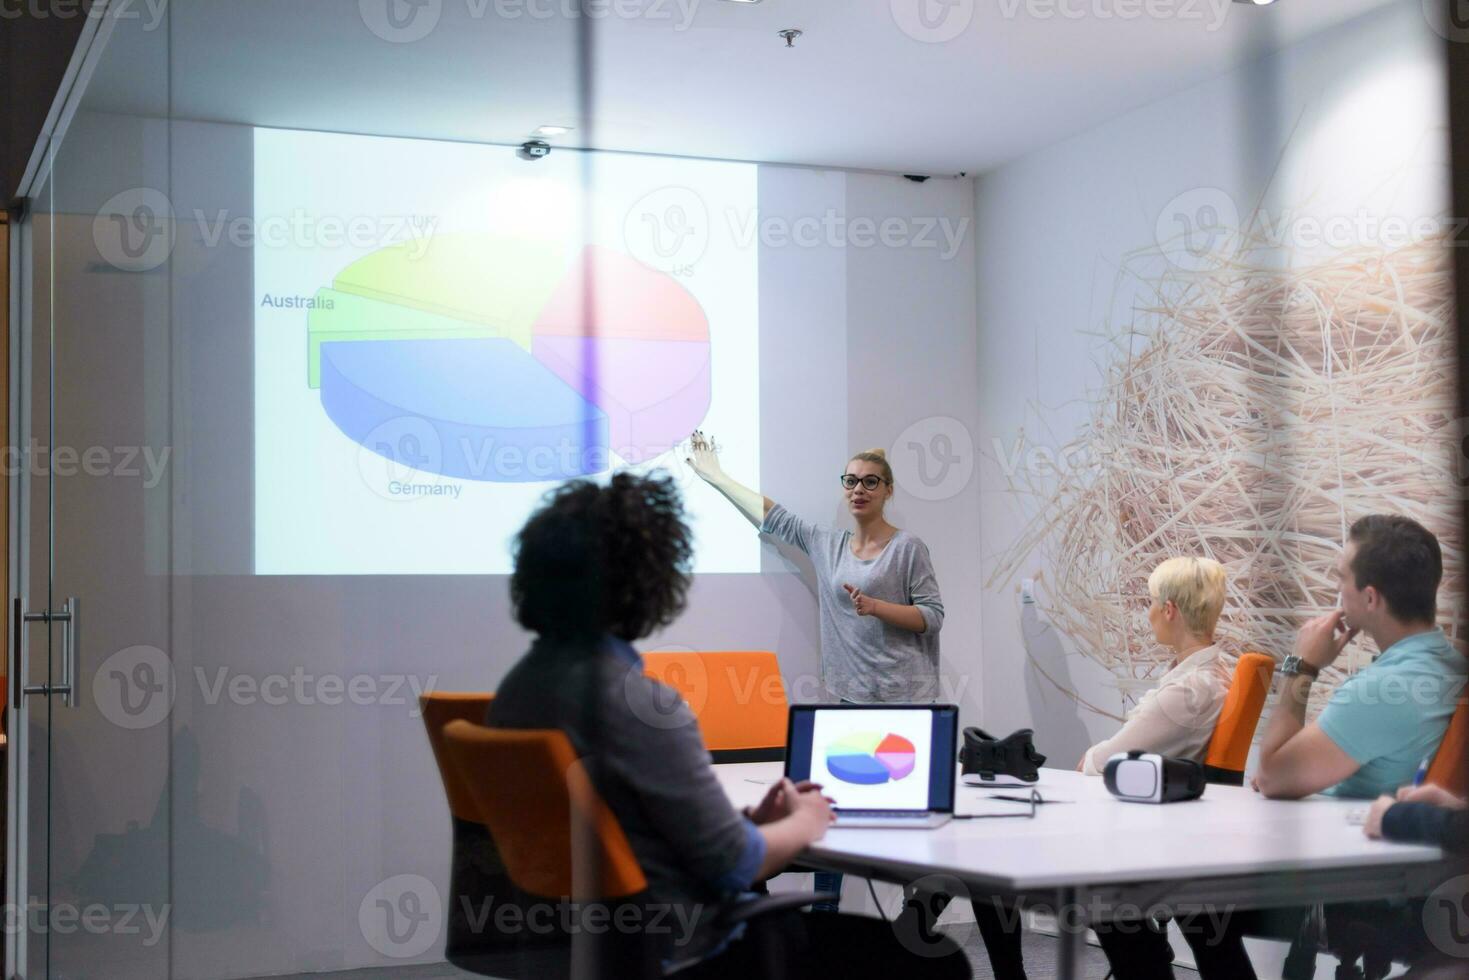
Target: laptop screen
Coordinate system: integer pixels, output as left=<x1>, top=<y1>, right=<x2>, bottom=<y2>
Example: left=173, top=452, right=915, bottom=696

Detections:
left=785, top=705, right=958, bottom=813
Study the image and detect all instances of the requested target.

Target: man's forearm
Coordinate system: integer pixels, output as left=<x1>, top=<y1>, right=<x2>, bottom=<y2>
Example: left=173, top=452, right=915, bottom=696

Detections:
left=1259, top=674, right=1312, bottom=766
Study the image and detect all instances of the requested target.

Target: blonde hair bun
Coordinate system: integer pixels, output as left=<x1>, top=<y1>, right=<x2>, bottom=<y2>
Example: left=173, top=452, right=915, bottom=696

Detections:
left=864, top=448, right=887, bottom=459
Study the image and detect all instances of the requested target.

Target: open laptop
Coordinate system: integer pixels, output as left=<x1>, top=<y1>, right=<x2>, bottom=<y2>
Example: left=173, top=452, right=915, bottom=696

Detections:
left=784, top=704, right=958, bottom=829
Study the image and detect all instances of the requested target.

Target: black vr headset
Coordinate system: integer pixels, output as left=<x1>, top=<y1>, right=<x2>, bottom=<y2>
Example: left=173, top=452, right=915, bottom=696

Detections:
left=959, top=727, right=1046, bottom=784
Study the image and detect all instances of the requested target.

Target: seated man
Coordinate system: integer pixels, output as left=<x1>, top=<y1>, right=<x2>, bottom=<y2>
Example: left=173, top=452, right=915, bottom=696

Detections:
left=1363, top=784, right=1469, bottom=979
left=487, top=472, right=971, bottom=979
left=1180, top=514, right=1466, bottom=980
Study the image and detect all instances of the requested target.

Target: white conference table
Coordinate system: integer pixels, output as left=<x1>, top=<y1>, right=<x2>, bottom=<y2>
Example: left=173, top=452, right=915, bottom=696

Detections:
left=716, top=763, right=1459, bottom=979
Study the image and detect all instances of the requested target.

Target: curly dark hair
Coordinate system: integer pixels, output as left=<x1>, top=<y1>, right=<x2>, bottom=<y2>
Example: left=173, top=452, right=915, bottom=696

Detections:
left=510, top=472, right=694, bottom=641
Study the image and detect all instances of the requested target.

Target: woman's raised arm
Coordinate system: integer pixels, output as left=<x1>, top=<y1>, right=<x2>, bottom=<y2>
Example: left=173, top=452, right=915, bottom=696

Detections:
left=686, top=430, right=772, bottom=527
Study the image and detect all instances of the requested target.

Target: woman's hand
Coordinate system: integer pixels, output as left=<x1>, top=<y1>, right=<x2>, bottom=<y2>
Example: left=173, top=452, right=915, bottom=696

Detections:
left=1364, top=794, right=1395, bottom=839
left=685, top=430, right=726, bottom=485
left=844, top=584, right=879, bottom=616
left=746, top=778, right=825, bottom=825
left=1396, top=783, right=1468, bottom=809
left=792, top=784, right=836, bottom=839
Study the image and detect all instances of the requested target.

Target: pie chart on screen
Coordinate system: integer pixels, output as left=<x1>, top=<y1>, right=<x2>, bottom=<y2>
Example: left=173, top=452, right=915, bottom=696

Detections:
left=305, top=235, right=712, bottom=483
left=825, top=732, right=917, bottom=785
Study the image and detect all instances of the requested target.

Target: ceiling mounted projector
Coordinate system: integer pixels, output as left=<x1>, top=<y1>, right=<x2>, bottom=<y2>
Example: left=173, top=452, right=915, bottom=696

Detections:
left=517, top=140, right=551, bottom=161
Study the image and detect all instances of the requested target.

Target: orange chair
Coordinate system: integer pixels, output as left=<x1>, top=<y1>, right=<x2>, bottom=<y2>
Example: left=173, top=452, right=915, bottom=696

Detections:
left=1424, top=697, right=1469, bottom=798
left=420, top=693, right=538, bottom=969
left=1201, top=652, right=1275, bottom=786
left=443, top=721, right=647, bottom=901
left=643, top=650, right=788, bottom=763
left=421, top=693, right=495, bottom=824
left=439, top=718, right=830, bottom=978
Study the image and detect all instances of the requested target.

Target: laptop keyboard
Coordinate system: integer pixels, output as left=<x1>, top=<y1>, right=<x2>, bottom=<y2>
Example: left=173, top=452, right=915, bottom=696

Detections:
left=842, top=811, right=930, bottom=819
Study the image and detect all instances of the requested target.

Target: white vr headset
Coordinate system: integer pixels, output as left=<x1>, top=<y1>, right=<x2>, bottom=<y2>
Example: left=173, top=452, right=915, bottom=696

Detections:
left=1103, top=751, right=1207, bottom=804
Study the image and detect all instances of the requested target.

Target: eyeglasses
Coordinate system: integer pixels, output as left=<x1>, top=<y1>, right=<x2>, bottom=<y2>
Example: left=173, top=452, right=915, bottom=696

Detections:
left=954, top=788, right=1064, bottom=820
left=840, top=474, right=889, bottom=491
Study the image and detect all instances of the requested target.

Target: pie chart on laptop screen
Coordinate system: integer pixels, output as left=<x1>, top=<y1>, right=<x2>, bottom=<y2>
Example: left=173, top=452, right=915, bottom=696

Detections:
left=826, top=732, right=917, bottom=786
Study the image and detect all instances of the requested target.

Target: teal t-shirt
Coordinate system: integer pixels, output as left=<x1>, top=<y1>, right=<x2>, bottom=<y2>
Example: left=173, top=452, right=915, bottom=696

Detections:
left=1318, top=628, right=1466, bottom=799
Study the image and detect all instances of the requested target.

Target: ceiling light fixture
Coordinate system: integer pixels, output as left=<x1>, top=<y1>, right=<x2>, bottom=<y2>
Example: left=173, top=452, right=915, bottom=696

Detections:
left=531, top=125, right=573, bottom=137
left=1232, top=0, right=1277, bottom=5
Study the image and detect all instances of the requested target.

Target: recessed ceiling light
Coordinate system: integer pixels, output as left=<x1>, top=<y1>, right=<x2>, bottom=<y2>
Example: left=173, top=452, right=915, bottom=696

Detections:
left=720, top=0, right=763, bottom=4
left=532, top=125, right=573, bottom=137
left=1233, top=0, right=1277, bottom=5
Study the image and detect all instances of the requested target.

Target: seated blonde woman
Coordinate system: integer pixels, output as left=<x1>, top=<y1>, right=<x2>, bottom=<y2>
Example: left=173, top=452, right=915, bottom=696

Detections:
left=1081, top=555, right=1236, bottom=776
left=1083, top=556, right=1236, bottom=980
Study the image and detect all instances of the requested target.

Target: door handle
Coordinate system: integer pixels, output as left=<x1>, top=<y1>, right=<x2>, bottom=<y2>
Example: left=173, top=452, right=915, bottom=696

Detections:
left=12, top=595, right=78, bottom=707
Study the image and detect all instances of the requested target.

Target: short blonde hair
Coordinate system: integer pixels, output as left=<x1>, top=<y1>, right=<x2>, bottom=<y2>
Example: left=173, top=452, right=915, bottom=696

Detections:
left=1147, top=557, right=1227, bottom=636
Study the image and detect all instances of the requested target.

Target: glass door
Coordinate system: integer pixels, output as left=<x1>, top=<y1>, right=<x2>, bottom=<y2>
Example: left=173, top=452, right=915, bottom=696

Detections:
left=42, top=98, right=174, bottom=978
left=11, top=9, right=176, bottom=974
left=10, top=137, right=58, bottom=980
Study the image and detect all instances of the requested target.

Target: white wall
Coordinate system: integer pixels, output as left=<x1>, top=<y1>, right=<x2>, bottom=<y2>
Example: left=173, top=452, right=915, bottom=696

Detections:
left=845, top=172, right=982, bottom=723
left=973, top=0, right=1450, bottom=767
left=639, top=169, right=981, bottom=715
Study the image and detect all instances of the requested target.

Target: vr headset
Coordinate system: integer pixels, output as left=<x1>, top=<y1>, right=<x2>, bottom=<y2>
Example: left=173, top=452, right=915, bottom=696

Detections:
left=1103, top=751, right=1206, bottom=804
left=959, top=727, right=1046, bottom=784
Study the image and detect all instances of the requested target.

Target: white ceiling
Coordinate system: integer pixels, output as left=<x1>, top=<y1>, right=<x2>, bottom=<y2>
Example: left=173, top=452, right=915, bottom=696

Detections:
left=86, top=0, right=1402, bottom=175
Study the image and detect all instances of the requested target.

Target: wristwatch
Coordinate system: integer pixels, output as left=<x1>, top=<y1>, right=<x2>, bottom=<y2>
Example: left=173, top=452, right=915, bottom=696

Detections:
left=1279, top=655, right=1320, bottom=679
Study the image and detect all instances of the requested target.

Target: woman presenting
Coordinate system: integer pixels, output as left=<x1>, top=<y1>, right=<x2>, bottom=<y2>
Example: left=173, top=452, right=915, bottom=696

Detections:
left=686, top=430, right=946, bottom=915
left=686, top=430, right=944, bottom=704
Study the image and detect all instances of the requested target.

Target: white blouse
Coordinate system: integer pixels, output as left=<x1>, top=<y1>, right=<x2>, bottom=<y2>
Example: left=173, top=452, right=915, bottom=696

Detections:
left=1082, top=645, right=1237, bottom=776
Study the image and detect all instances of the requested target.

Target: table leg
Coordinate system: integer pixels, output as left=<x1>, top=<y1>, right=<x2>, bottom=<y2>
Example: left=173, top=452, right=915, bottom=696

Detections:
left=1055, top=886, right=1084, bottom=980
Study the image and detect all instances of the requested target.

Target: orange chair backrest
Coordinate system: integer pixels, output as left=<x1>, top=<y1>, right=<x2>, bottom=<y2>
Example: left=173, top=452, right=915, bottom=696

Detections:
left=1426, top=697, right=1469, bottom=798
left=420, top=693, right=495, bottom=822
left=643, top=651, right=787, bottom=752
left=1203, top=652, right=1275, bottom=781
left=442, top=719, right=647, bottom=901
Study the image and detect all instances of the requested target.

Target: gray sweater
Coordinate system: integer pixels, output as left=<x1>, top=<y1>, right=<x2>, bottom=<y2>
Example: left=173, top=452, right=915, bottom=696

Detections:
left=761, top=504, right=944, bottom=702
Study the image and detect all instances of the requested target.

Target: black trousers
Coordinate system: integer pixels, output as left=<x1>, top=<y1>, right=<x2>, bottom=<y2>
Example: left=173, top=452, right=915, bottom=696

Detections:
left=972, top=898, right=1028, bottom=979
left=1093, top=917, right=1176, bottom=980
left=1096, top=907, right=1308, bottom=980
left=891, top=887, right=1027, bottom=979
left=676, top=909, right=972, bottom=980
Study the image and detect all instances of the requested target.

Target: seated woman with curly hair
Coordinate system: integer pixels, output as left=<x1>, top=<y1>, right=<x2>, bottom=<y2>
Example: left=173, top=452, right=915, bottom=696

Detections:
left=488, top=472, right=970, bottom=979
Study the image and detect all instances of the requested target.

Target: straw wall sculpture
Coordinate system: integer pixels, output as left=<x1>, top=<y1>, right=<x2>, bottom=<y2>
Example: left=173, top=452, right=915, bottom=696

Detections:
left=990, top=231, right=1462, bottom=711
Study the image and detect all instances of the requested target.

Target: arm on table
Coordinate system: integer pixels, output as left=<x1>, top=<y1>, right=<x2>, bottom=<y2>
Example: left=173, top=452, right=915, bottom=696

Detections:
left=755, top=788, right=833, bottom=879
left=1367, top=785, right=1469, bottom=849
